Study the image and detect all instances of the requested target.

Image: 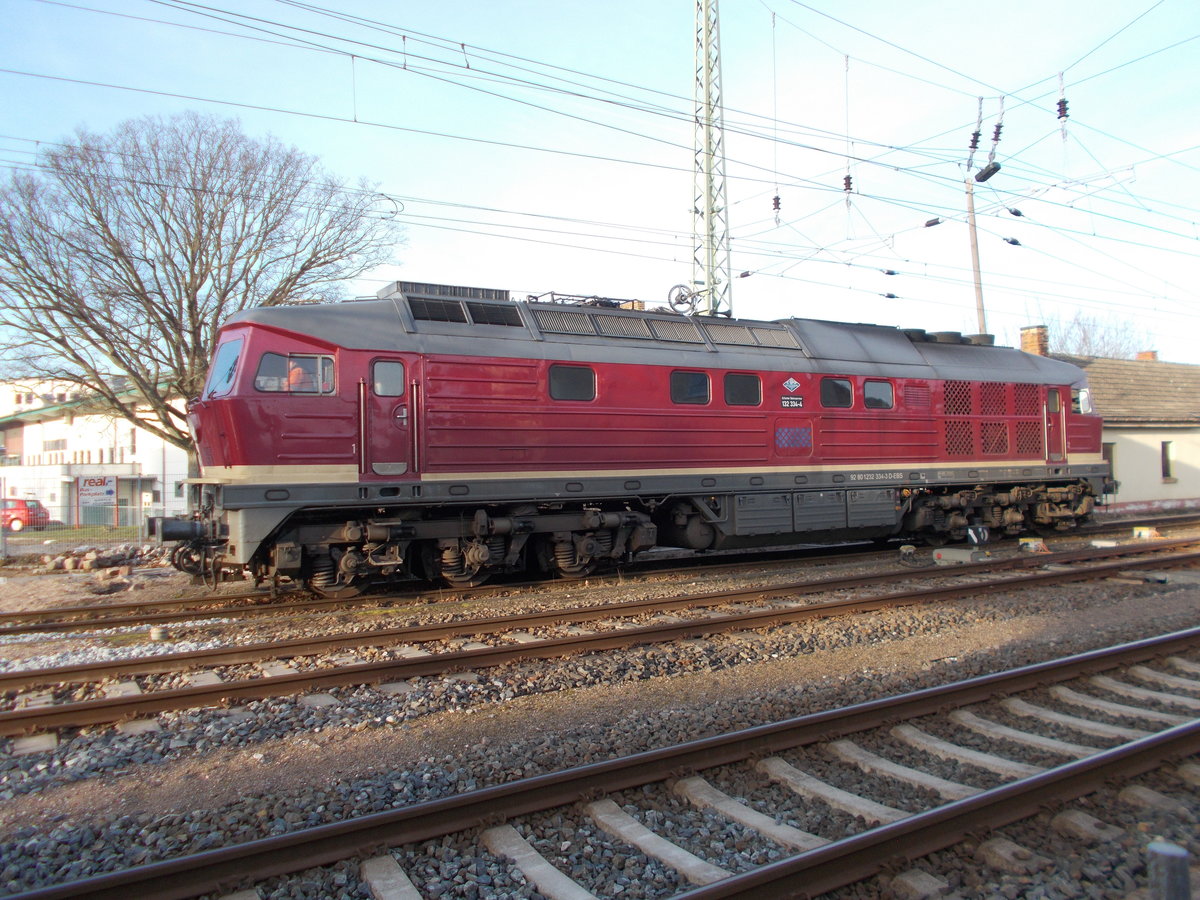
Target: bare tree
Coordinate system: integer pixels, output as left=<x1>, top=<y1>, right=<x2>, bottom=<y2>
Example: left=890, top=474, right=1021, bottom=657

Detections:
left=0, top=111, right=403, bottom=470
left=1051, top=310, right=1151, bottom=359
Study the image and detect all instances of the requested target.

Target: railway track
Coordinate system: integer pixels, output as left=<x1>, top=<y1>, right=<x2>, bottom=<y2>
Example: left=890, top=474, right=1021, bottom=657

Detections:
left=0, top=545, right=871, bottom=636
left=4, top=512, right=1194, bottom=636
left=8, top=628, right=1200, bottom=900
left=3, top=537, right=1198, bottom=739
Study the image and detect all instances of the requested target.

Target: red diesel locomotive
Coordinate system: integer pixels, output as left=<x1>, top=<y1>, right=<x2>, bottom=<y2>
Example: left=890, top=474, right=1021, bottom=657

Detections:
left=155, top=281, right=1110, bottom=595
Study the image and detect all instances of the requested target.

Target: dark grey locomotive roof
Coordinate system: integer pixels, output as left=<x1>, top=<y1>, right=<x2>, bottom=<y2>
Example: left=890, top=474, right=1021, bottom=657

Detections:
left=225, top=282, right=1087, bottom=386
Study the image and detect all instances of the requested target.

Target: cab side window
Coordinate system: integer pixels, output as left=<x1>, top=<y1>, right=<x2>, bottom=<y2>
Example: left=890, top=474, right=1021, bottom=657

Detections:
left=373, top=361, right=406, bottom=397
left=255, top=353, right=334, bottom=394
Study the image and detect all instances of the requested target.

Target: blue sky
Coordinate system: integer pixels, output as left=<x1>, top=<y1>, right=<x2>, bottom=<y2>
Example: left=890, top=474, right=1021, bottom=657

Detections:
left=2, top=0, right=1198, bottom=361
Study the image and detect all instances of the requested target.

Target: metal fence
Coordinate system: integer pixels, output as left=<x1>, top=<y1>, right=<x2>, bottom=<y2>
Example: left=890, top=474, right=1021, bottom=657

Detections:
left=0, top=496, right=183, bottom=561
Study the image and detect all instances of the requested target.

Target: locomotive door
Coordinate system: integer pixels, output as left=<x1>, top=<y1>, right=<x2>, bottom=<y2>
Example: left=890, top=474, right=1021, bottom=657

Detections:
left=363, top=357, right=420, bottom=477
left=1045, top=388, right=1065, bottom=462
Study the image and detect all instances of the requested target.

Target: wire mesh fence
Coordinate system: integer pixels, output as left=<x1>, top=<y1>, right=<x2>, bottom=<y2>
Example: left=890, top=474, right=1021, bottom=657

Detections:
left=0, top=495, right=182, bottom=561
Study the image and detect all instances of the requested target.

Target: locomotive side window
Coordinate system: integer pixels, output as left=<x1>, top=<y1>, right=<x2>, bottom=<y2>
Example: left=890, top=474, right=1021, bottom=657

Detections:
left=373, top=361, right=406, bottom=397
left=549, top=364, right=595, bottom=401
left=671, top=371, right=710, bottom=404
left=820, top=377, right=853, bottom=408
left=863, top=380, right=894, bottom=409
left=205, top=337, right=243, bottom=397
left=254, top=353, right=334, bottom=394
left=724, top=373, right=761, bottom=406
left=1047, top=389, right=1062, bottom=413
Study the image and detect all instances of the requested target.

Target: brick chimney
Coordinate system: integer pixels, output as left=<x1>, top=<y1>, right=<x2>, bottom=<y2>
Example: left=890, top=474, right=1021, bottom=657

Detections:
left=1136, top=350, right=1158, bottom=361
left=1020, top=325, right=1049, bottom=356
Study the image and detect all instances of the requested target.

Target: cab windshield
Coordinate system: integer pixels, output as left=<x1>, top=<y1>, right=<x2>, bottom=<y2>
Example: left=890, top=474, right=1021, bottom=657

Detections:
left=205, top=337, right=244, bottom=397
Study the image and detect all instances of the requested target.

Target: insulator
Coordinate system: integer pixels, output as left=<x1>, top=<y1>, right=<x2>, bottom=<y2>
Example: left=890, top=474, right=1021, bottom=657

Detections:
left=924, top=217, right=942, bottom=227
left=1003, top=237, right=1021, bottom=246
left=881, top=269, right=898, bottom=275
left=772, top=194, right=781, bottom=211
left=843, top=175, right=852, bottom=192
left=992, top=122, right=1003, bottom=142
left=969, top=130, right=981, bottom=151
left=975, top=161, right=1001, bottom=182
left=1008, top=208, right=1024, bottom=217
left=1057, top=98, right=1069, bottom=120
left=881, top=292, right=898, bottom=299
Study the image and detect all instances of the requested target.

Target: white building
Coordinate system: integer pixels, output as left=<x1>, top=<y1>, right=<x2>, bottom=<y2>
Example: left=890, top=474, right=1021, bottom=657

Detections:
left=0, top=384, right=190, bottom=527
left=1020, top=326, right=1200, bottom=515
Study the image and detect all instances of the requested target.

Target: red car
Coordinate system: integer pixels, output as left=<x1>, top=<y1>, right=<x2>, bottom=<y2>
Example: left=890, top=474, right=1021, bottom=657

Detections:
left=2, top=498, right=50, bottom=532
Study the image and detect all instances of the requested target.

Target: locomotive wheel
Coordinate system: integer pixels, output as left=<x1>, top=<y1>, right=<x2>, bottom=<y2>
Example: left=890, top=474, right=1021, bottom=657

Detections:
left=554, top=560, right=596, bottom=579
left=441, top=570, right=490, bottom=588
left=549, top=537, right=596, bottom=579
left=1032, top=521, right=1073, bottom=537
left=306, top=576, right=367, bottom=599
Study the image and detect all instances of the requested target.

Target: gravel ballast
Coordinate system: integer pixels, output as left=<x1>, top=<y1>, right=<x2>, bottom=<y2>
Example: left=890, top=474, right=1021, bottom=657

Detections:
left=0, top=543, right=1198, bottom=898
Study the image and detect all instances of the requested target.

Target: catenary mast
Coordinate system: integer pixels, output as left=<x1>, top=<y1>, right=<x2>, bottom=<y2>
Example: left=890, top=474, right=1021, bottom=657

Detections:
left=693, top=0, right=732, bottom=317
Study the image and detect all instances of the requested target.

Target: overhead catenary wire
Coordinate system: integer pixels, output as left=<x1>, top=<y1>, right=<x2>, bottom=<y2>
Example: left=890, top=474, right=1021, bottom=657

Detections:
left=5, top=0, right=1197, bottom=349
left=22, top=0, right=1200, bottom=220
left=2, top=133, right=1186, bottom=330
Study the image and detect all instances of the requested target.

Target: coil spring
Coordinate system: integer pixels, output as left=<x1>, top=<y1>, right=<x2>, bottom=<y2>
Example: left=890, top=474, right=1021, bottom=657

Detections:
left=441, top=544, right=467, bottom=577
left=487, top=535, right=505, bottom=562
left=309, top=555, right=337, bottom=590
left=594, top=530, right=614, bottom=555
left=553, top=540, right=577, bottom=569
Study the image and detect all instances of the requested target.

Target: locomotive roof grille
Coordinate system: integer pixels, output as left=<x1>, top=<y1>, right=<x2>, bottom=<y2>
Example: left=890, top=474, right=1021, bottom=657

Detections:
left=752, top=327, right=801, bottom=349
left=408, top=297, right=523, bottom=327
left=400, top=284, right=799, bottom=350
left=594, top=313, right=653, bottom=339
left=648, top=319, right=706, bottom=343
left=409, top=297, right=468, bottom=323
left=399, top=281, right=510, bottom=302
left=534, top=308, right=595, bottom=335
left=465, top=302, right=522, bottom=327
left=703, top=322, right=755, bottom=345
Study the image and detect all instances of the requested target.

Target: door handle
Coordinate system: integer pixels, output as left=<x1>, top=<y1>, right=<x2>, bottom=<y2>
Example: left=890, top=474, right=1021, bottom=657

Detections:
left=395, top=406, right=408, bottom=425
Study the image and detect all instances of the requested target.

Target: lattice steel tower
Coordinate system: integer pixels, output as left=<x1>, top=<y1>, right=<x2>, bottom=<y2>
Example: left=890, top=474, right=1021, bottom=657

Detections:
left=693, top=0, right=732, bottom=316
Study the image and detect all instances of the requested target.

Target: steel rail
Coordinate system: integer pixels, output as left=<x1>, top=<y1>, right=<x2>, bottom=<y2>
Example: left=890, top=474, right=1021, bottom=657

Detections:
left=8, top=627, right=1199, bottom=900
left=0, top=555, right=838, bottom=636
left=0, top=540, right=892, bottom=635
left=674, top=720, right=1200, bottom=899
left=3, top=536, right=1196, bottom=693
left=2, top=548, right=1197, bottom=736
left=0, top=589, right=295, bottom=626
left=4, top=513, right=1193, bottom=635
left=0, top=589, right=416, bottom=636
